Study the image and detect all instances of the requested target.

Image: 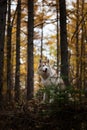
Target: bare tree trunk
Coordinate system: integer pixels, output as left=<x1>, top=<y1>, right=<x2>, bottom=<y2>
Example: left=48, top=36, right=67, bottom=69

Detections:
left=27, top=0, right=34, bottom=100
left=0, top=0, right=7, bottom=101
left=59, top=0, right=70, bottom=87
left=40, top=0, right=44, bottom=60
left=40, top=23, right=43, bottom=59
left=75, top=0, right=80, bottom=88
left=15, top=0, right=21, bottom=102
left=84, top=20, right=87, bottom=91
left=56, top=0, right=60, bottom=75
left=7, top=0, right=12, bottom=101
left=80, top=0, right=85, bottom=89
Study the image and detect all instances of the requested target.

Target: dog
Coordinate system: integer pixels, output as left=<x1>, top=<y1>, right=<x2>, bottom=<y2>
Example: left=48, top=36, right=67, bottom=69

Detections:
left=37, top=59, right=65, bottom=102
left=37, top=59, right=64, bottom=87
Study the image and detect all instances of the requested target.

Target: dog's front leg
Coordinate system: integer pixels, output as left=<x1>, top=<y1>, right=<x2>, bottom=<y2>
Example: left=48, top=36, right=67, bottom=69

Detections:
left=43, top=92, right=46, bottom=101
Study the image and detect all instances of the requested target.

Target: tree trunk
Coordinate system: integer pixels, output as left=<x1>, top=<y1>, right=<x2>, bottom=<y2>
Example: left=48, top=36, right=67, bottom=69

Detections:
left=7, top=0, right=12, bottom=101
left=75, top=0, right=80, bottom=88
left=27, top=0, right=34, bottom=100
left=40, top=0, right=44, bottom=60
left=15, top=0, right=21, bottom=102
left=56, top=0, right=60, bottom=75
left=0, top=0, right=7, bottom=101
left=59, top=0, right=70, bottom=87
left=80, top=0, right=85, bottom=89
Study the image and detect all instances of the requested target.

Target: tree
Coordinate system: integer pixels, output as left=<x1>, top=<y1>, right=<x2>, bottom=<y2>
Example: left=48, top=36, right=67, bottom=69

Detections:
left=0, top=0, right=7, bottom=101
left=7, top=0, right=12, bottom=101
left=75, top=0, right=80, bottom=88
left=27, top=0, right=34, bottom=100
left=15, top=0, right=21, bottom=102
left=56, top=0, right=60, bottom=75
left=80, top=0, right=85, bottom=89
left=40, top=0, right=44, bottom=59
left=59, top=0, right=70, bottom=87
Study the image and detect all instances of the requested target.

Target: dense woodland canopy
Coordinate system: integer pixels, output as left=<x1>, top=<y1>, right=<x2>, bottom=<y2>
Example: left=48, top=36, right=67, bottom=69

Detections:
left=0, top=0, right=87, bottom=129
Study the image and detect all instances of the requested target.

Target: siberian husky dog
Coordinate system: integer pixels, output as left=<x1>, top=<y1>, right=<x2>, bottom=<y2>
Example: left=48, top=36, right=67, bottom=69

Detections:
left=37, top=59, right=65, bottom=101
left=37, top=59, right=64, bottom=87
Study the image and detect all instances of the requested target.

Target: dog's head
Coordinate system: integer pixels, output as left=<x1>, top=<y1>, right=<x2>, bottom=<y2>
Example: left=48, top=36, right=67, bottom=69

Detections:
left=37, top=59, right=51, bottom=79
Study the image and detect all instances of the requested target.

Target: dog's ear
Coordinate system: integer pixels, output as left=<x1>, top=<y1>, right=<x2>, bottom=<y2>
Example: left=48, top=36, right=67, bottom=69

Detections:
left=38, top=59, right=42, bottom=68
left=47, top=59, right=49, bottom=64
left=45, top=57, right=49, bottom=64
left=39, top=59, right=42, bottom=63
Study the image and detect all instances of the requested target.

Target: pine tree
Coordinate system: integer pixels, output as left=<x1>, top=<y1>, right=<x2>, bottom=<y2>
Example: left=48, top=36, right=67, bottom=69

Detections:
left=0, top=0, right=7, bottom=101
left=15, top=0, right=21, bottom=102
left=59, top=0, right=70, bottom=87
left=7, top=0, right=12, bottom=101
left=27, top=0, right=34, bottom=100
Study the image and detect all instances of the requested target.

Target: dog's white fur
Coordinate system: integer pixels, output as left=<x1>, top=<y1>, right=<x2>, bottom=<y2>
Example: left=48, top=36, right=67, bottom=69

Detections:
left=37, top=59, right=65, bottom=88
left=37, top=59, right=65, bottom=102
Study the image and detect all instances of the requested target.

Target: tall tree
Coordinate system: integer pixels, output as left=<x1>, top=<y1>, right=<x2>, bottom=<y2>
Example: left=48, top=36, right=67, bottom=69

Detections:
left=40, top=0, right=44, bottom=59
left=7, top=0, right=12, bottom=101
left=75, top=0, right=80, bottom=88
left=15, top=0, right=21, bottom=102
left=59, top=0, right=70, bottom=87
left=0, top=0, right=7, bottom=101
left=56, top=0, right=59, bottom=75
left=80, top=0, right=85, bottom=89
left=27, top=0, right=34, bottom=100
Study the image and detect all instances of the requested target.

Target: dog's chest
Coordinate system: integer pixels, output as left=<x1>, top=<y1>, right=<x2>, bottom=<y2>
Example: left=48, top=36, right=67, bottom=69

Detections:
left=41, top=76, right=59, bottom=86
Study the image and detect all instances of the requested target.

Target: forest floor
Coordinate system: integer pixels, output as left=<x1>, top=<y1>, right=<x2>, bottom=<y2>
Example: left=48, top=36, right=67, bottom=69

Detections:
left=0, top=99, right=87, bottom=130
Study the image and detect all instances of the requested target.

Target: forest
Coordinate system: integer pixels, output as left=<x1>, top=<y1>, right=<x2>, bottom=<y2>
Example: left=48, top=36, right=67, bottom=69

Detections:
left=0, top=0, right=87, bottom=129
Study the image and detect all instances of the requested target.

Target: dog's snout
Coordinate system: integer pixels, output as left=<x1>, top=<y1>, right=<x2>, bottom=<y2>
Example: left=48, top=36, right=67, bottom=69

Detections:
left=45, top=68, right=47, bottom=72
left=43, top=67, right=47, bottom=72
